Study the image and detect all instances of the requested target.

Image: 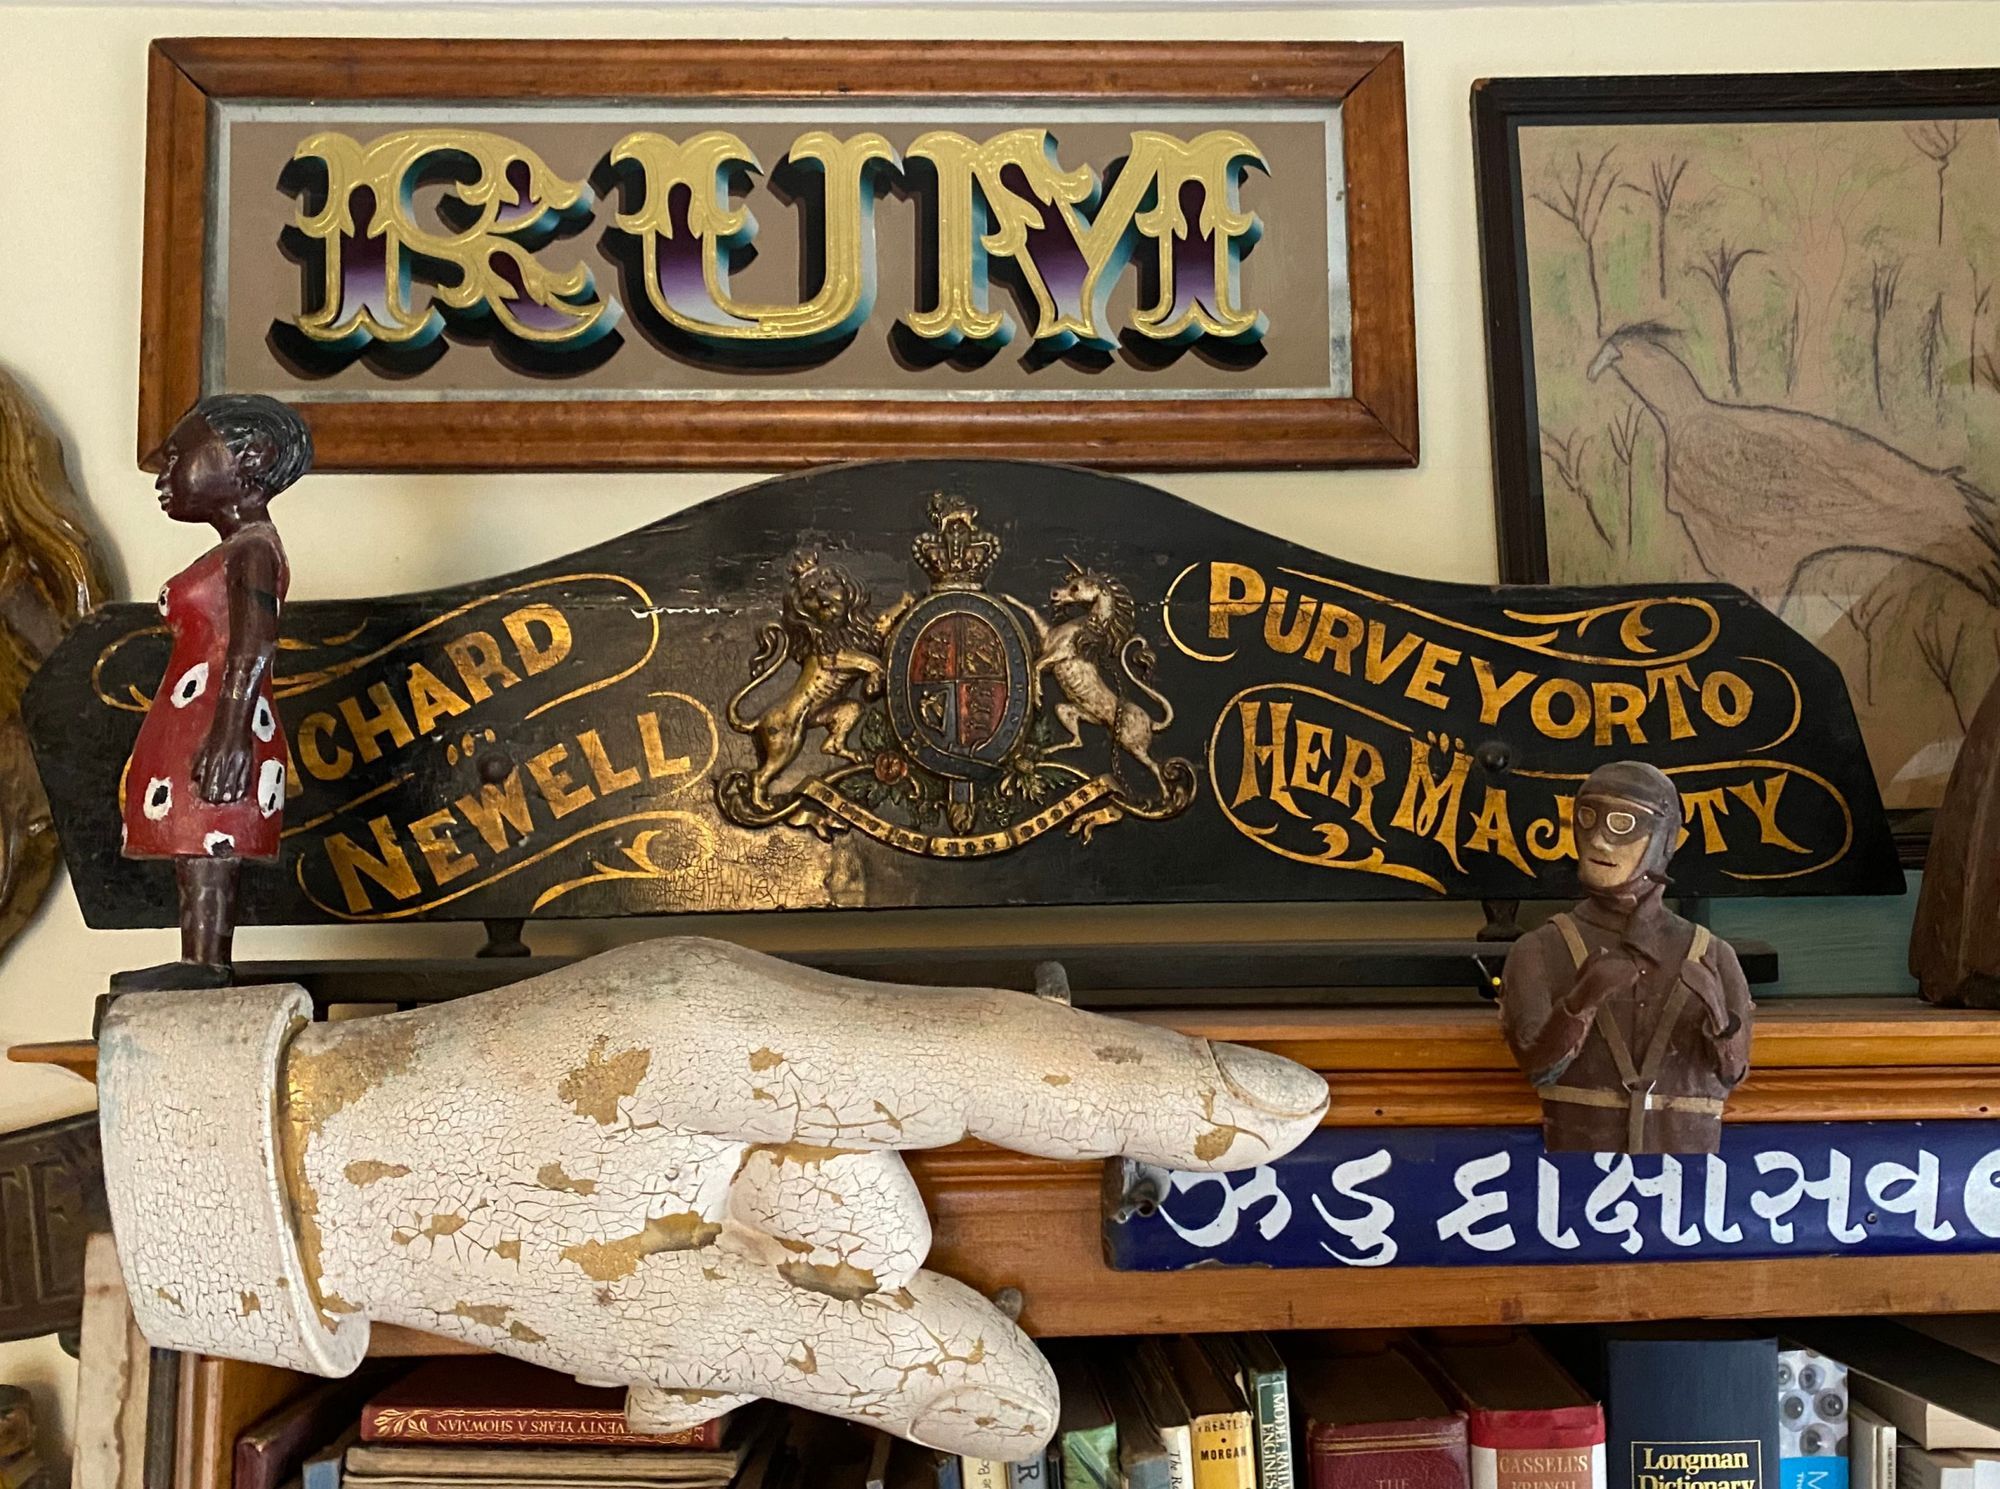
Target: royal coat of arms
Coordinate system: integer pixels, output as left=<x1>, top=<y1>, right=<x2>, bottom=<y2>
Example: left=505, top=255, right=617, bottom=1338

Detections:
left=716, top=494, right=1197, bottom=855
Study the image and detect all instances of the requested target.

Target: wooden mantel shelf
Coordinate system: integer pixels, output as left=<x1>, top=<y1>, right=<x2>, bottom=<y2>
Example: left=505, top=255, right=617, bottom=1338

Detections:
left=1149, top=997, right=2000, bottom=1070
left=20, top=996, right=2000, bottom=1344
left=16, top=995, right=1999, bottom=1122
left=17, top=994, right=2000, bottom=1071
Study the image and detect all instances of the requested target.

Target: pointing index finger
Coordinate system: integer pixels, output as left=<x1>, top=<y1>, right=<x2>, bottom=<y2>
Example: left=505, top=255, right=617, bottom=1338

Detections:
left=477, top=938, right=1327, bottom=1170
left=945, top=983, right=1329, bottom=1169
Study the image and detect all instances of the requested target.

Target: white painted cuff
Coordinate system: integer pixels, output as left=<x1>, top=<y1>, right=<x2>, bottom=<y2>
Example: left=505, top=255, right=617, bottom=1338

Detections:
left=98, top=983, right=369, bottom=1376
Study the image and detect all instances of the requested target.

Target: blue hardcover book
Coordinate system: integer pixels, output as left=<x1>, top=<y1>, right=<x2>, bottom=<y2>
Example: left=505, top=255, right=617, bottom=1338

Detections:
left=1606, top=1334, right=1779, bottom=1489
left=300, top=1426, right=356, bottom=1489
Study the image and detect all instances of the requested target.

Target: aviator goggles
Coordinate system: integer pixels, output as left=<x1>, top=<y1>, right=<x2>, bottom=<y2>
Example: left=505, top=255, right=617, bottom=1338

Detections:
left=1574, top=799, right=1659, bottom=839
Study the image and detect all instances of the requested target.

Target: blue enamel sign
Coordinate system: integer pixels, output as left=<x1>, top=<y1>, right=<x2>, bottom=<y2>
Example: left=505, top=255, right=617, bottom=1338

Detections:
left=1106, top=1122, right=2000, bottom=1270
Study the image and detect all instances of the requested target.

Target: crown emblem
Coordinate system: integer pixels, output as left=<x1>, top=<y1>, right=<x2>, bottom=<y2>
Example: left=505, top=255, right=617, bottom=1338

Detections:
left=911, top=492, right=1001, bottom=590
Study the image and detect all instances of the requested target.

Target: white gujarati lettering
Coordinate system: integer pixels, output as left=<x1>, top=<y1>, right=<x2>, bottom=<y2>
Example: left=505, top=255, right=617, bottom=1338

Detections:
left=1752, top=1149, right=1865, bottom=1245
left=1965, top=1148, right=2000, bottom=1238
left=1158, top=1165, right=1292, bottom=1249
left=1866, top=1151, right=1956, bottom=1242
left=1237, top=1167, right=1295, bottom=1241
left=1537, top=1157, right=1581, bottom=1249
left=1630, top=1155, right=1702, bottom=1248
left=1313, top=1149, right=1398, bottom=1267
left=1703, top=1154, right=1745, bottom=1243
left=1436, top=1150, right=1516, bottom=1252
left=1586, top=1154, right=1645, bottom=1255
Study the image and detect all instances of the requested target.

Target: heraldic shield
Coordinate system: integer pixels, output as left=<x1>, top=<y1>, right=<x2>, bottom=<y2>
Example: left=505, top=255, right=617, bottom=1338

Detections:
left=716, top=492, right=1198, bottom=855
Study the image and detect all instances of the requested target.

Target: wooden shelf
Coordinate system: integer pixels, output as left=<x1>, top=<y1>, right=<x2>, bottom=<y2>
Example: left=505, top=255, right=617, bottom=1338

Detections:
left=1135, top=997, right=2000, bottom=1072
left=17, top=995, right=1997, bottom=1084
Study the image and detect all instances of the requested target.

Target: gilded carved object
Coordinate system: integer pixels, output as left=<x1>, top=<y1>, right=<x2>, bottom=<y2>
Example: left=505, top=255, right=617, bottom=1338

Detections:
left=97, top=938, right=1328, bottom=1458
left=27, top=463, right=1902, bottom=930
left=0, top=369, right=105, bottom=959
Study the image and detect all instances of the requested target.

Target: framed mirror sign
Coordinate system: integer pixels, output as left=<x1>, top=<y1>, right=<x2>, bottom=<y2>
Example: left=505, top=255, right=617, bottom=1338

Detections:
left=139, top=38, right=1416, bottom=473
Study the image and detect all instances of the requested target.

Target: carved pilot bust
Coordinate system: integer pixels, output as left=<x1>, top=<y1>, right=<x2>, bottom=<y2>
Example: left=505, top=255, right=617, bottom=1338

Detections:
left=1498, top=761, right=1753, bottom=1154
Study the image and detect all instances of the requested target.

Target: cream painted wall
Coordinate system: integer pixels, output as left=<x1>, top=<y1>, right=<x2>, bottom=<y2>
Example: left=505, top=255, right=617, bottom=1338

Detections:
left=0, top=0, right=1993, bottom=1470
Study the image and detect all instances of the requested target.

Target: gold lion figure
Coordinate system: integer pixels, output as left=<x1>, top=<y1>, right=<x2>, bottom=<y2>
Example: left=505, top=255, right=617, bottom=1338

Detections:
left=721, top=553, right=909, bottom=815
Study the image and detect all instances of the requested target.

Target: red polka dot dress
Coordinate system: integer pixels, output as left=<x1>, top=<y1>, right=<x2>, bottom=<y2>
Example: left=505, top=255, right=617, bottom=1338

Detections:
left=121, top=523, right=291, bottom=861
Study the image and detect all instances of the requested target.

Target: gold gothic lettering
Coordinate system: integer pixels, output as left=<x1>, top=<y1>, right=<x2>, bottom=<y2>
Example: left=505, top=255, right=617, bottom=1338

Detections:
left=286, top=126, right=1271, bottom=359
left=291, top=130, right=614, bottom=351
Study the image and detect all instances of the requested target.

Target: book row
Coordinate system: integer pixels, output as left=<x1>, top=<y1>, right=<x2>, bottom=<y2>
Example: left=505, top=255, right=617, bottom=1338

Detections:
left=228, top=1317, right=2000, bottom=1489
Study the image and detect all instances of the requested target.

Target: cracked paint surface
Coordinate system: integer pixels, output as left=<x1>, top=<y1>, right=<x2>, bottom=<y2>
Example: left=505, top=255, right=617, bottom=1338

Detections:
left=98, top=938, right=1328, bottom=1460
left=97, top=985, right=369, bottom=1377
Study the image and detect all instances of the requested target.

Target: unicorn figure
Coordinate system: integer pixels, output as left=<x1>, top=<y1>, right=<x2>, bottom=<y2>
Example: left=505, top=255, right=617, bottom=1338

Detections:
left=1019, top=561, right=1177, bottom=798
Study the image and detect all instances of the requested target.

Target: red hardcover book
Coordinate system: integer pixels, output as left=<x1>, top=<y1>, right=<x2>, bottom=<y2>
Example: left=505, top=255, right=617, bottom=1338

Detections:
left=1415, top=1330, right=1606, bottom=1489
left=360, top=1357, right=732, bottom=1447
left=1285, top=1334, right=1470, bottom=1489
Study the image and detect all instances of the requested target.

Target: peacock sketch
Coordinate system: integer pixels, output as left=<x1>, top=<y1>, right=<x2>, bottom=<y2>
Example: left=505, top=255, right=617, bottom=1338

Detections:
left=1519, top=117, right=2000, bottom=810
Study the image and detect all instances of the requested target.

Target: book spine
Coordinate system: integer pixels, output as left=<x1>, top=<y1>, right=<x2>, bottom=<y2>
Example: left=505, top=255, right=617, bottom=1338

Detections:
left=1251, top=1370, right=1296, bottom=1489
left=964, top=1459, right=1007, bottom=1489
left=1782, top=1458, right=1851, bottom=1489
left=357, top=1408, right=721, bottom=1448
left=1161, top=1423, right=1196, bottom=1489
left=1311, top=1430, right=1469, bottom=1489
left=1874, top=1426, right=1899, bottom=1489
left=1064, top=1424, right=1119, bottom=1489
left=1897, top=1448, right=1978, bottom=1489
left=1779, top=1351, right=1849, bottom=1489
left=1607, top=1338, right=1778, bottom=1489
left=1469, top=1408, right=1605, bottom=1489
left=1010, top=1454, right=1054, bottom=1487
left=1194, top=1412, right=1258, bottom=1489
left=1470, top=1442, right=1605, bottom=1489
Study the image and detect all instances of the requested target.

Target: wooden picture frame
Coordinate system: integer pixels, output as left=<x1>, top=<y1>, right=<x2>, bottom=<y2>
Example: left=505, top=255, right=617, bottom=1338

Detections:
left=1472, top=69, right=2000, bottom=856
left=141, top=38, right=1417, bottom=474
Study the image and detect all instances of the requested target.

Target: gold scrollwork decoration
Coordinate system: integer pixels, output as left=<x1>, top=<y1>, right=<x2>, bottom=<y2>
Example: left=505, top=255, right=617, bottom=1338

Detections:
left=530, top=818, right=723, bottom=912
left=1275, top=568, right=1723, bottom=668
left=0, top=367, right=108, bottom=959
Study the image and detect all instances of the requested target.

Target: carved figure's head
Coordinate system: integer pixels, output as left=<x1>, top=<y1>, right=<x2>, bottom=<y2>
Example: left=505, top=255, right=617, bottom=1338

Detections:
left=155, top=394, right=312, bottom=528
left=1049, top=561, right=1133, bottom=640
left=785, top=552, right=866, bottom=637
left=1573, top=759, right=1681, bottom=893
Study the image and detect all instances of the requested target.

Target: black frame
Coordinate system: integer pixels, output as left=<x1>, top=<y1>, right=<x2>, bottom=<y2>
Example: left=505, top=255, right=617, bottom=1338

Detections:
left=1471, top=67, right=2000, bottom=861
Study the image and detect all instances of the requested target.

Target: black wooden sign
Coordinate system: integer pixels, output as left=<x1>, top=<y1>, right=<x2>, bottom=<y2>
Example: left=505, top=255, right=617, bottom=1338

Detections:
left=0, top=1113, right=104, bottom=1345
left=28, top=461, right=1900, bottom=927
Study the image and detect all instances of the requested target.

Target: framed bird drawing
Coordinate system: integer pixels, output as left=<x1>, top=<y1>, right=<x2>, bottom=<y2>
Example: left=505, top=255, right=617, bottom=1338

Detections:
left=1473, top=68, right=2000, bottom=855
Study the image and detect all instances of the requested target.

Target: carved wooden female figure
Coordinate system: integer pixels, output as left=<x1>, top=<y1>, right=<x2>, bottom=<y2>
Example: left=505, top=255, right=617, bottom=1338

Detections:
left=122, top=394, right=309, bottom=980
